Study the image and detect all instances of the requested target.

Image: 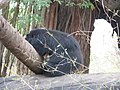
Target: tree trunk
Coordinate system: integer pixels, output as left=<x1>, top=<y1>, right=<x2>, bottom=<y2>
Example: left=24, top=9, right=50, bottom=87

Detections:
left=0, top=2, right=9, bottom=77
left=0, top=16, right=43, bottom=74
left=44, top=2, right=58, bottom=29
left=2, top=49, right=10, bottom=76
left=10, top=0, right=20, bottom=27
left=0, top=42, right=4, bottom=77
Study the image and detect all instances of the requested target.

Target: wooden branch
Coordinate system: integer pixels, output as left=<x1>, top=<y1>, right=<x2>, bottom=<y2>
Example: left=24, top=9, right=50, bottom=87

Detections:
left=0, top=15, right=43, bottom=74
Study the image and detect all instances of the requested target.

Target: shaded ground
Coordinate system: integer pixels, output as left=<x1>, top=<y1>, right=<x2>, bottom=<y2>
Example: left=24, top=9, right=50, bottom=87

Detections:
left=0, top=73, right=120, bottom=90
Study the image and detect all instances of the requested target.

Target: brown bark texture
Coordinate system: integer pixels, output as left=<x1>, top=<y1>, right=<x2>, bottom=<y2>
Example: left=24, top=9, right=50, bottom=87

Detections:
left=0, top=16, right=43, bottom=74
left=0, top=0, right=9, bottom=9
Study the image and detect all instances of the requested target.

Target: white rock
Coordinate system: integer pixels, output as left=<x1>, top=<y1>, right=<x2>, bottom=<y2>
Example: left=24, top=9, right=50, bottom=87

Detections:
left=89, top=19, right=120, bottom=73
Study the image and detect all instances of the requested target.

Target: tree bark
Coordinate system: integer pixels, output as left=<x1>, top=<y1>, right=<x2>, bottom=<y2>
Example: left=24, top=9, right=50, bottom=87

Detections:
left=0, top=16, right=43, bottom=74
left=2, top=49, right=10, bottom=76
left=0, top=41, right=4, bottom=76
left=0, top=0, right=9, bottom=9
left=0, top=2, right=9, bottom=77
left=44, top=2, right=58, bottom=29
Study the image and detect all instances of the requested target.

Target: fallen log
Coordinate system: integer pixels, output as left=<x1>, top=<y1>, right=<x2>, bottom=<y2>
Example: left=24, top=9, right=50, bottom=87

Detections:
left=0, top=16, right=43, bottom=74
left=0, top=73, right=120, bottom=90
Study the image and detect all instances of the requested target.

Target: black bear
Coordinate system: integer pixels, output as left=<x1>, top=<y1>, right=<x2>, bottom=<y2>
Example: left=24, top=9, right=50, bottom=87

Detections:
left=25, top=29, right=84, bottom=77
